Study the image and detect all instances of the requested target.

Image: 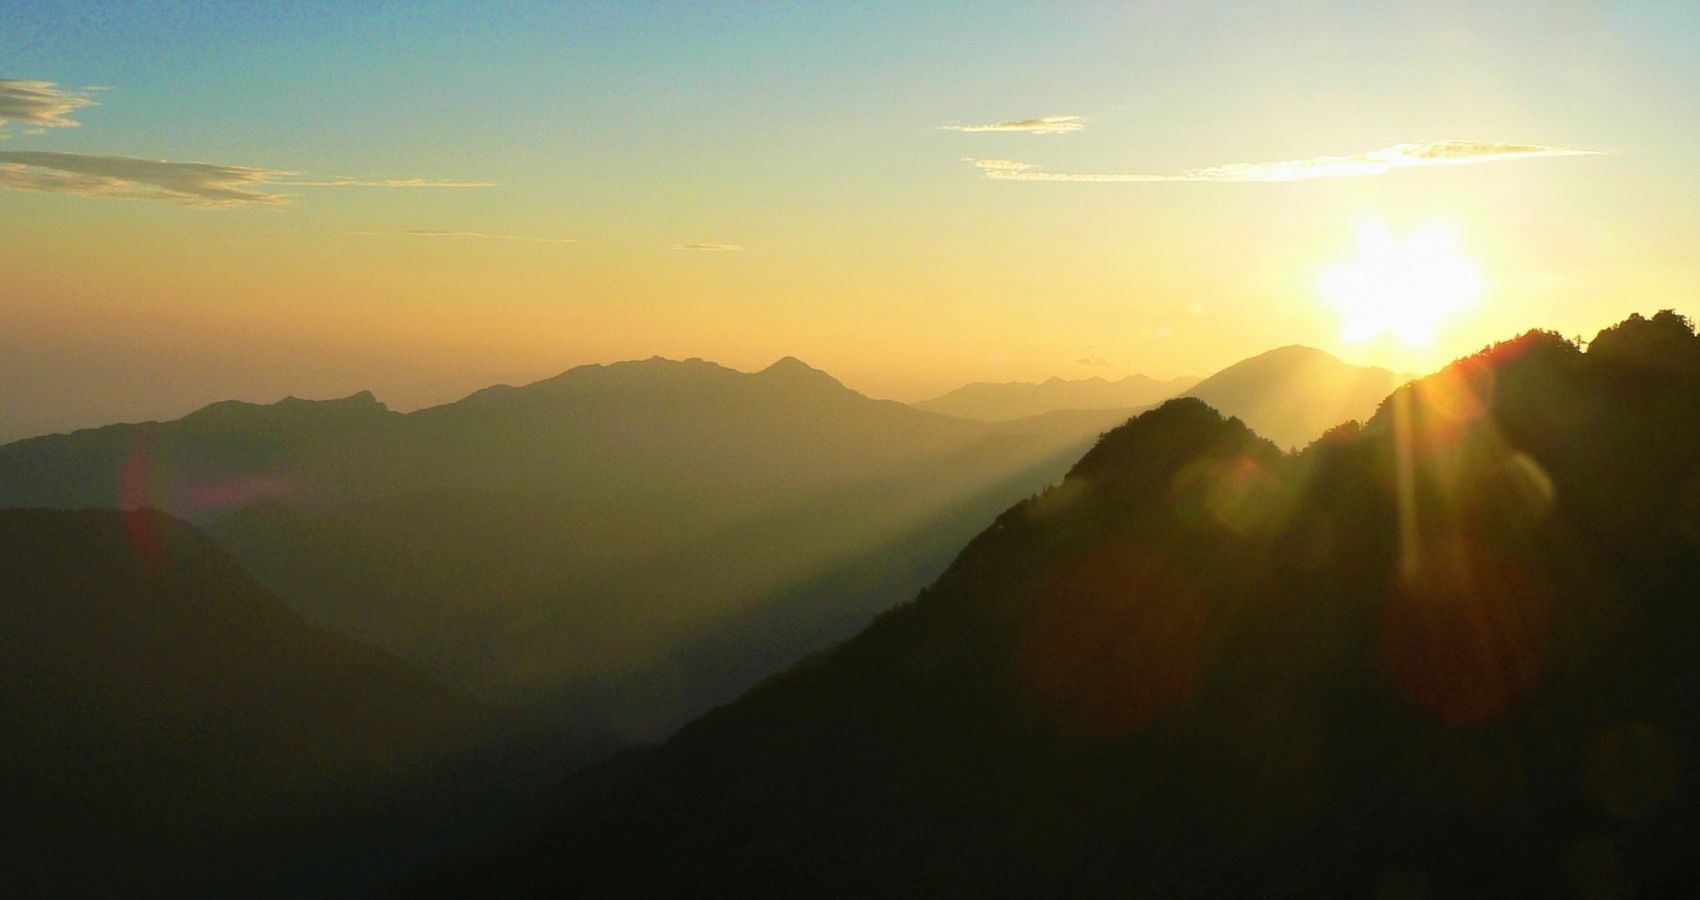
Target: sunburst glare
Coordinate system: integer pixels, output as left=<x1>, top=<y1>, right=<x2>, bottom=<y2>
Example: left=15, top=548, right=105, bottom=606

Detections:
left=1318, top=218, right=1484, bottom=348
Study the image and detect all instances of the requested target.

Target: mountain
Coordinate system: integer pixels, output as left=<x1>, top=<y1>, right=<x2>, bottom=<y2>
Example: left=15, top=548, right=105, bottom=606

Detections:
left=0, top=508, right=594, bottom=897
left=438, top=312, right=1700, bottom=897
left=0, top=389, right=399, bottom=511
left=914, top=373, right=1201, bottom=421
left=0, top=356, right=1116, bottom=739
left=912, top=347, right=1406, bottom=450
left=1183, top=345, right=1411, bottom=449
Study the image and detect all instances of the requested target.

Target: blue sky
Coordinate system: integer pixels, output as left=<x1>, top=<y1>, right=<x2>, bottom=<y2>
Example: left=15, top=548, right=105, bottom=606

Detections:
left=3, top=2, right=1698, bottom=440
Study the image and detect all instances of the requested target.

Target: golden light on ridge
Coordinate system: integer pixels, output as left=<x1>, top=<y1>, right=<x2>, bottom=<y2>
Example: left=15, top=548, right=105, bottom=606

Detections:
left=1318, top=218, right=1484, bottom=348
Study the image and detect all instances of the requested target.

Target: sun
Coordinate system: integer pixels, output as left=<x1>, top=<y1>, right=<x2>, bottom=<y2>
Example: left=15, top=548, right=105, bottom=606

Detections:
left=1317, top=218, right=1483, bottom=348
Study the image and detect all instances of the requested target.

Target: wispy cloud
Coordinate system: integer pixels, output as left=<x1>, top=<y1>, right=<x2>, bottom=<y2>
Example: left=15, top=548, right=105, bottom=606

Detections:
left=283, top=176, right=495, bottom=188
left=672, top=242, right=742, bottom=251
left=0, top=150, right=291, bottom=206
left=971, top=159, right=1042, bottom=174
left=0, top=80, right=491, bottom=206
left=351, top=229, right=575, bottom=243
left=941, top=115, right=1084, bottom=135
left=968, top=140, right=1603, bottom=183
left=0, top=150, right=495, bottom=206
left=1076, top=355, right=1113, bottom=368
left=0, top=79, right=96, bottom=129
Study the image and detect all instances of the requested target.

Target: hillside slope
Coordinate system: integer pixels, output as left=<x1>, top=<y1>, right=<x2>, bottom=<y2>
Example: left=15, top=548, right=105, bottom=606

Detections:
left=0, top=509, right=587, bottom=897
left=446, top=312, right=1700, bottom=897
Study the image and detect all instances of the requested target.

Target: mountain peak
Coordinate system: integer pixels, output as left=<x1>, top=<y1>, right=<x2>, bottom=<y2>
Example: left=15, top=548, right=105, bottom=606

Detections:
left=296, top=389, right=386, bottom=410
left=514, top=356, right=736, bottom=390
left=761, top=355, right=816, bottom=375
left=180, top=390, right=391, bottom=429
left=1247, top=344, right=1342, bottom=365
left=1182, top=345, right=1410, bottom=449
left=1068, top=397, right=1273, bottom=484
left=757, top=356, right=847, bottom=391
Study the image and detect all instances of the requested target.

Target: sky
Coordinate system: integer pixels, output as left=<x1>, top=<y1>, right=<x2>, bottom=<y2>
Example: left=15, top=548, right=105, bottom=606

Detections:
left=3, top=1, right=1698, bottom=441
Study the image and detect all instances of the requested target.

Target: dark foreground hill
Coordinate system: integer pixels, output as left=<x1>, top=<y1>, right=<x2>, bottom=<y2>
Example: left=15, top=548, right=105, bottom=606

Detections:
left=436, top=312, right=1700, bottom=897
left=0, top=509, right=597, bottom=898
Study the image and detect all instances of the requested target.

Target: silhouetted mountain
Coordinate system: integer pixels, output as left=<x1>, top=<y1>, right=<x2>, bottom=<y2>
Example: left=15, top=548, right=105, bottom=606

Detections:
left=0, top=508, right=598, bottom=897
left=1184, top=345, right=1411, bottom=449
left=915, top=373, right=1201, bottom=421
left=913, top=348, right=1406, bottom=451
left=0, top=390, right=398, bottom=511
left=0, top=357, right=1113, bottom=739
left=440, top=312, right=1700, bottom=897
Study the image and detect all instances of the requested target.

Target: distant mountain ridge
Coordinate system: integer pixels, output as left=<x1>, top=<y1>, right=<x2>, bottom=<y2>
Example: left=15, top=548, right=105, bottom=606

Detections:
left=0, top=347, right=1414, bottom=742
left=917, top=346, right=1410, bottom=449
left=0, top=356, right=1113, bottom=740
left=1181, top=344, right=1412, bottom=449
left=915, top=373, right=1201, bottom=421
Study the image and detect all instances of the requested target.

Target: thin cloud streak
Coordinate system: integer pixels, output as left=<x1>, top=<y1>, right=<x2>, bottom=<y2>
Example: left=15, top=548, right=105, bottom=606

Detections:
left=351, top=229, right=575, bottom=243
left=941, top=115, right=1084, bottom=135
left=672, top=243, right=743, bottom=251
left=969, top=140, right=1604, bottom=183
left=284, top=177, right=496, bottom=188
left=0, top=150, right=494, bottom=206
left=0, top=80, right=96, bottom=129
left=0, top=150, right=291, bottom=206
left=0, top=82, right=490, bottom=205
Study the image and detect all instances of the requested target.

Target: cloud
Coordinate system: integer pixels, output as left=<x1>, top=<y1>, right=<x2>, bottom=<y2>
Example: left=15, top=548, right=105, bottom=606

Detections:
left=0, top=80, right=96, bottom=129
left=0, top=150, right=290, bottom=206
left=672, top=243, right=742, bottom=251
left=967, top=140, right=1603, bottom=183
left=351, top=229, right=575, bottom=243
left=971, top=158, right=1040, bottom=173
left=0, top=82, right=491, bottom=205
left=282, top=176, right=495, bottom=188
left=0, top=150, right=496, bottom=206
left=940, top=115, right=1084, bottom=135
left=1076, top=355, right=1113, bottom=368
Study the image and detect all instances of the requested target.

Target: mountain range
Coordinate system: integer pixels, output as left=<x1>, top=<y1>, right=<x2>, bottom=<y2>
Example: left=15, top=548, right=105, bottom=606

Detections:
left=0, top=347, right=1398, bottom=741
left=0, top=357, right=1104, bottom=740
left=915, top=372, right=1203, bottom=421
left=6, top=315, right=1697, bottom=895
left=0, top=347, right=1410, bottom=742
left=429, top=311, right=1700, bottom=897
left=916, top=346, right=1409, bottom=449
